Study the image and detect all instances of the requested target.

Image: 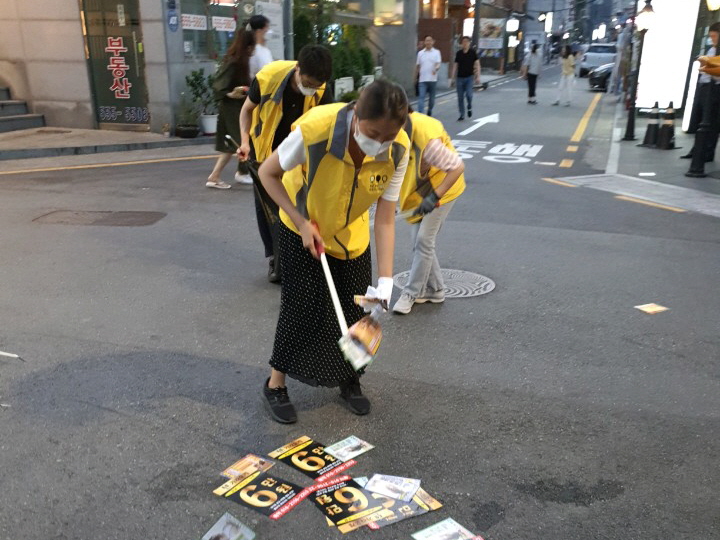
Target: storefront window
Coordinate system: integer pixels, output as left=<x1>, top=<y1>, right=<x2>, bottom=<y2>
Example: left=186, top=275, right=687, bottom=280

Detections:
left=181, top=0, right=237, bottom=59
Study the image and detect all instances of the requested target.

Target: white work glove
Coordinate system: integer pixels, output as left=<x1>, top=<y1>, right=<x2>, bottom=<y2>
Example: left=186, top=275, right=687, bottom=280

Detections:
left=363, top=276, right=394, bottom=312
left=363, top=277, right=393, bottom=313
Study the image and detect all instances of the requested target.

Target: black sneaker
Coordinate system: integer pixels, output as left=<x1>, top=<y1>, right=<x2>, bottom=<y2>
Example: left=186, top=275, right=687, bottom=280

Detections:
left=263, top=378, right=297, bottom=423
left=339, top=380, right=370, bottom=415
left=468, top=109, right=472, bottom=117
left=457, top=116, right=464, bottom=121
left=268, top=258, right=281, bottom=283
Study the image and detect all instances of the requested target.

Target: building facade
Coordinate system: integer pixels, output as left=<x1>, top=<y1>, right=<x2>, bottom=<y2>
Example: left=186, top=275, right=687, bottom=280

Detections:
left=0, top=0, right=276, bottom=133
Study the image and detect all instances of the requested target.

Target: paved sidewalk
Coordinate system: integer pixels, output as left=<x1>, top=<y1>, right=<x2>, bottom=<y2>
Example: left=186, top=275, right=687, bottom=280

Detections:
left=0, top=127, right=212, bottom=161
left=613, top=103, right=720, bottom=197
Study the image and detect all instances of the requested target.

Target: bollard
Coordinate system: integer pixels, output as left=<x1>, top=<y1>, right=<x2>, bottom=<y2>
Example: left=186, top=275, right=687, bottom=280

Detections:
left=656, top=101, right=676, bottom=150
left=638, top=101, right=660, bottom=147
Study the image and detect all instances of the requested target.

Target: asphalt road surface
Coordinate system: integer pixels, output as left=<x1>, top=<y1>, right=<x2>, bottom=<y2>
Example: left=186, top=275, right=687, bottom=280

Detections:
left=1, top=68, right=718, bottom=540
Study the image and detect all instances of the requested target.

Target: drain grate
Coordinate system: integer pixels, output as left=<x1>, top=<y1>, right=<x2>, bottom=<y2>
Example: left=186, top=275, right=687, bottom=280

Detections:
left=393, top=269, right=495, bottom=298
left=33, top=210, right=166, bottom=226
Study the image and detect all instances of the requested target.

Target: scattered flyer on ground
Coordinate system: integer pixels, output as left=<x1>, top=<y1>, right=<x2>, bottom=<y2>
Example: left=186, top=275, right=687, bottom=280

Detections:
left=213, top=470, right=303, bottom=518
left=221, top=454, right=274, bottom=479
left=367, top=487, right=443, bottom=529
left=412, top=517, right=484, bottom=540
left=268, top=436, right=356, bottom=481
left=324, top=436, right=374, bottom=462
left=365, top=474, right=421, bottom=502
left=201, top=512, right=255, bottom=540
left=313, top=477, right=394, bottom=533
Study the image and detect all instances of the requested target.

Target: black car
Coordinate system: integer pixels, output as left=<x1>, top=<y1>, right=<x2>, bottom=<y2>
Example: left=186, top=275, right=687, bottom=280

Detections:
left=588, top=62, right=614, bottom=92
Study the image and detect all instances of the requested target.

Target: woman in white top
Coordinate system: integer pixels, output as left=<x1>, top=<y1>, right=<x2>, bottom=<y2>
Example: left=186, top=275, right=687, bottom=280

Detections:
left=521, top=43, right=542, bottom=104
left=553, top=45, right=576, bottom=107
left=247, top=15, right=273, bottom=80
left=234, top=15, right=273, bottom=184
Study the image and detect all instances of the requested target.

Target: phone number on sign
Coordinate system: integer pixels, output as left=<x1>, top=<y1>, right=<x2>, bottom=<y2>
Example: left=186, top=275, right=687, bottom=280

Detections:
left=98, top=106, right=149, bottom=123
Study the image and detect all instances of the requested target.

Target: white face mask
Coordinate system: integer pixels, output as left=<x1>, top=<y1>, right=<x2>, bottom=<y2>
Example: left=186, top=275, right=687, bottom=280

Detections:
left=354, top=123, right=392, bottom=157
left=295, top=71, right=317, bottom=96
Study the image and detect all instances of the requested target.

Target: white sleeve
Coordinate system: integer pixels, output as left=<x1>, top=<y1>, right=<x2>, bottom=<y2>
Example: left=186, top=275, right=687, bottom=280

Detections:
left=277, top=128, right=306, bottom=171
left=380, top=150, right=410, bottom=202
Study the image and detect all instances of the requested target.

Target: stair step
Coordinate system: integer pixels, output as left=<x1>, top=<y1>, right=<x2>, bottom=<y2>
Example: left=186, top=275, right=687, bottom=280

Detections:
left=0, top=88, right=10, bottom=101
left=0, top=114, right=45, bottom=133
left=0, top=101, right=28, bottom=117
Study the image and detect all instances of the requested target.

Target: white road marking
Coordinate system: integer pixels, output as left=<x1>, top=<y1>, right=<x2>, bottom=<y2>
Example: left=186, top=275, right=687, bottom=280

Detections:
left=558, top=173, right=720, bottom=218
left=457, top=113, right=500, bottom=136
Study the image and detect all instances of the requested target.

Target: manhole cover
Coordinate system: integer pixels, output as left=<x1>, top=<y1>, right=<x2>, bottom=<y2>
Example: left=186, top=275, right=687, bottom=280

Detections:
left=393, top=269, right=495, bottom=298
left=33, top=211, right=166, bottom=226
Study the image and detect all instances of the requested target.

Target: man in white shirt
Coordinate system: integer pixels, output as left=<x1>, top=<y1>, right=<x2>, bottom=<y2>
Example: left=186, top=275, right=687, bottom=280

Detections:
left=414, top=35, right=442, bottom=116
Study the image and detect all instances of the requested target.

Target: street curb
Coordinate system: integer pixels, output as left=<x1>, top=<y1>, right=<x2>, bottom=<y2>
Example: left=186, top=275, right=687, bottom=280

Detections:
left=0, top=135, right=213, bottom=161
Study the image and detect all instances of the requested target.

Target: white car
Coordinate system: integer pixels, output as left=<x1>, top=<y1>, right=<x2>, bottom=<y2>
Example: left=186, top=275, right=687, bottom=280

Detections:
left=580, top=43, right=617, bottom=77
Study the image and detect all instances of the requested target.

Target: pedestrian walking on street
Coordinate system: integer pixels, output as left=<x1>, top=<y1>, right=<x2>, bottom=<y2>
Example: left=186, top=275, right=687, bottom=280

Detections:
left=451, top=36, right=481, bottom=121
left=552, top=46, right=575, bottom=107
left=522, top=43, right=542, bottom=104
left=415, top=36, right=442, bottom=116
left=681, top=23, right=720, bottom=161
left=206, top=30, right=255, bottom=189
left=238, top=46, right=333, bottom=282
left=257, top=80, right=410, bottom=423
left=392, top=110, right=465, bottom=315
left=248, top=15, right=272, bottom=80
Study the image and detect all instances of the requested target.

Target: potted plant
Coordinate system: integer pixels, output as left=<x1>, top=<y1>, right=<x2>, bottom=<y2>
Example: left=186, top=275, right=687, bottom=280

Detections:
left=185, top=68, right=218, bottom=136
left=175, top=91, right=200, bottom=139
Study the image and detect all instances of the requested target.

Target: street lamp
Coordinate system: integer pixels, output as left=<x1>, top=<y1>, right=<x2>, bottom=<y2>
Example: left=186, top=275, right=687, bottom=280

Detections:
left=622, top=1, right=654, bottom=141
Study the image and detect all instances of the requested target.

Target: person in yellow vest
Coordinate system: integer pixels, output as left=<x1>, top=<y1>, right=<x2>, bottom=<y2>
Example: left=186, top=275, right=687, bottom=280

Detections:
left=257, top=80, right=410, bottom=423
left=238, top=46, right=333, bottom=282
left=392, top=109, right=465, bottom=314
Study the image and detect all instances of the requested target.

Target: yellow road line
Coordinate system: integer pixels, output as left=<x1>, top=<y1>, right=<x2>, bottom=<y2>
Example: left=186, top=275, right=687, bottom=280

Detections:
left=614, top=195, right=686, bottom=213
left=541, top=177, right=577, bottom=187
left=566, top=145, right=579, bottom=152
left=0, top=154, right=217, bottom=176
left=570, top=93, right=602, bottom=143
left=559, top=159, right=574, bottom=168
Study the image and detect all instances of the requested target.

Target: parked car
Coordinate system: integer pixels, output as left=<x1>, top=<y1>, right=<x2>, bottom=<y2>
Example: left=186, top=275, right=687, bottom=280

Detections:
left=580, top=43, right=617, bottom=76
left=588, top=62, right=615, bottom=92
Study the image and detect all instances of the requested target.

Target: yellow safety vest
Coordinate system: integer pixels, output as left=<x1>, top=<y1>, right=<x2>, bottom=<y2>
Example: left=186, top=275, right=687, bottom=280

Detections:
left=399, top=111, right=465, bottom=223
left=251, top=60, right=327, bottom=162
left=280, top=103, right=410, bottom=259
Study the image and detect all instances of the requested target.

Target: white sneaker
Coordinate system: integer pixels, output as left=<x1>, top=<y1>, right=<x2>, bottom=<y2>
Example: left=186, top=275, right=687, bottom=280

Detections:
left=235, top=172, right=253, bottom=185
left=415, top=289, right=445, bottom=304
left=392, top=292, right=415, bottom=314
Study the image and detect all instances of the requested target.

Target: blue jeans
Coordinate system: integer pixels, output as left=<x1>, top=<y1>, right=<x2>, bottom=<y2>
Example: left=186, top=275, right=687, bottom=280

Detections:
left=417, top=81, right=437, bottom=115
left=456, top=76, right=473, bottom=117
left=402, top=200, right=456, bottom=298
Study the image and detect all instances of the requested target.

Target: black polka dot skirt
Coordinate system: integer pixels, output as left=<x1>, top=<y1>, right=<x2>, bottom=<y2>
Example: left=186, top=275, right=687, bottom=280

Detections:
left=269, top=223, right=371, bottom=387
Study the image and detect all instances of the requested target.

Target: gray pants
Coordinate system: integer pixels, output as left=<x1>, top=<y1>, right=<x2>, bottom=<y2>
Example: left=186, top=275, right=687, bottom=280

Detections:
left=402, top=200, right=456, bottom=298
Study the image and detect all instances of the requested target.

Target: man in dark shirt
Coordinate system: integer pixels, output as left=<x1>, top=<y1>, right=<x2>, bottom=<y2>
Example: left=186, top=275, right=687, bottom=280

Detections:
left=238, top=46, right=333, bottom=282
left=450, top=36, right=481, bottom=121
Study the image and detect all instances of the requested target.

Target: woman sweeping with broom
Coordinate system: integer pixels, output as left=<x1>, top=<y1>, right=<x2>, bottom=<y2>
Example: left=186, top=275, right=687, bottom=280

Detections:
left=257, top=80, right=410, bottom=423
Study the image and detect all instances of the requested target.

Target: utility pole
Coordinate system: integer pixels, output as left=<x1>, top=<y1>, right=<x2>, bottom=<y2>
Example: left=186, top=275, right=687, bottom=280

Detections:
left=283, top=0, right=293, bottom=59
